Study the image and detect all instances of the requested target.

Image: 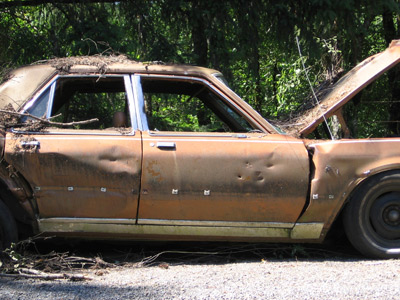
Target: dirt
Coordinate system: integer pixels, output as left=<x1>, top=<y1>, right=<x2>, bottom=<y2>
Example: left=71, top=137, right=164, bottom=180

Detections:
left=1, top=240, right=399, bottom=299
left=39, top=55, right=135, bottom=74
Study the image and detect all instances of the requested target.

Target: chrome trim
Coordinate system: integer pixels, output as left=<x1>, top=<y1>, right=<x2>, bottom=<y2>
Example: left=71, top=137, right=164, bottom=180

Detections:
left=22, top=76, right=58, bottom=112
left=156, top=141, right=176, bottom=149
left=132, top=75, right=148, bottom=131
left=20, top=140, right=40, bottom=148
left=11, top=136, right=139, bottom=141
left=17, top=74, right=137, bottom=136
left=46, top=81, right=56, bottom=118
left=123, top=75, right=138, bottom=129
left=309, top=139, right=400, bottom=146
left=134, top=74, right=263, bottom=136
left=22, top=74, right=125, bottom=113
left=147, top=132, right=234, bottom=138
left=142, top=137, right=304, bottom=144
left=386, top=248, right=400, bottom=254
left=11, top=128, right=136, bottom=136
left=138, top=219, right=295, bottom=228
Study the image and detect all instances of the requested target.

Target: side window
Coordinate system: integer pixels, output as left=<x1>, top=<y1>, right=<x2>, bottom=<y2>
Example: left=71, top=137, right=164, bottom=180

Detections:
left=141, top=78, right=253, bottom=133
left=27, top=76, right=131, bottom=130
left=27, top=87, right=52, bottom=118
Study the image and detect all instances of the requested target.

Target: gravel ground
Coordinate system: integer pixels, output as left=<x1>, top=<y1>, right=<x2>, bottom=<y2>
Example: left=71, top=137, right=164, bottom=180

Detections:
left=1, top=241, right=400, bottom=299
left=1, top=256, right=400, bottom=299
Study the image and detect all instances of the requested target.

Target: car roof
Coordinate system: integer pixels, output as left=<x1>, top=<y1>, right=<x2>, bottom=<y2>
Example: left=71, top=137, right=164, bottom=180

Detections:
left=0, top=56, right=221, bottom=111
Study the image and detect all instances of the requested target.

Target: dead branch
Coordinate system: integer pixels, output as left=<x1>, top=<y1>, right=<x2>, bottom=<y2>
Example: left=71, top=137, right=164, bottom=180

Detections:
left=0, top=236, right=115, bottom=282
left=139, top=250, right=220, bottom=267
left=0, top=109, right=98, bottom=127
left=0, top=270, right=92, bottom=281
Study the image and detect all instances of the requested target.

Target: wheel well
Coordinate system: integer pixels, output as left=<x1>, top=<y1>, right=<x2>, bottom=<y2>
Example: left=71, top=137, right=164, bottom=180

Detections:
left=326, top=169, right=400, bottom=241
left=0, top=180, right=35, bottom=237
left=324, top=206, right=347, bottom=242
left=348, top=169, right=400, bottom=203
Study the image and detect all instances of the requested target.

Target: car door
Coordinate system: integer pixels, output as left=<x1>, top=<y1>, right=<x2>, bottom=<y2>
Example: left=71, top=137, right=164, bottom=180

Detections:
left=135, top=75, right=310, bottom=229
left=4, top=75, right=142, bottom=219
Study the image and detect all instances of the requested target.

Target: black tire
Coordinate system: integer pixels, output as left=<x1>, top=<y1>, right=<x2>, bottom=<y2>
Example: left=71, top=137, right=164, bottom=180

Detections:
left=0, top=200, right=18, bottom=250
left=343, top=171, right=400, bottom=259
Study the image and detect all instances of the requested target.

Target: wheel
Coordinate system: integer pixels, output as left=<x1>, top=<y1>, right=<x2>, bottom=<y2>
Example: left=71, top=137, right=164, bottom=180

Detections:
left=343, top=171, right=400, bottom=258
left=0, top=200, right=18, bottom=250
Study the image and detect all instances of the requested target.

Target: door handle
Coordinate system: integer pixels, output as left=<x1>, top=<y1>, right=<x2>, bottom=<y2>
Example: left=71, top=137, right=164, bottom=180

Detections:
left=156, top=142, right=176, bottom=149
left=20, top=140, right=40, bottom=149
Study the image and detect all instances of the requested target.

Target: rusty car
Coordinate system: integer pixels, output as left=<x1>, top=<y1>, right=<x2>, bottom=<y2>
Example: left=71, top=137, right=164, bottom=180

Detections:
left=0, top=41, right=399, bottom=259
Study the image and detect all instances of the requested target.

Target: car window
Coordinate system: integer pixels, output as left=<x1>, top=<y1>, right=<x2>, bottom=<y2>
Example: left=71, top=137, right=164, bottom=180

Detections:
left=26, top=76, right=131, bottom=130
left=141, top=78, right=253, bottom=133
left=27, top=87, right=52, bottom=118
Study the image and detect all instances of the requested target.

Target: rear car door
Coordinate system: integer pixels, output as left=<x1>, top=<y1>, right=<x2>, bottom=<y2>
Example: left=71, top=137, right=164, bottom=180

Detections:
left=5, top=75, right=142, bottom=219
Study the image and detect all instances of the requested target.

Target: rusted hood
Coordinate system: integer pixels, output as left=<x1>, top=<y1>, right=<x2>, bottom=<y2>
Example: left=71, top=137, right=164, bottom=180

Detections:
left=286, top=40, right=400, bottom=137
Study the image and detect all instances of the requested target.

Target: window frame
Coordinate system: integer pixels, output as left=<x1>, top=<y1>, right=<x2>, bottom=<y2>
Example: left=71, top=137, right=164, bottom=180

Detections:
left=18, top=74, right=138, bottom=135
left=133, top=74, right=261, bottom=137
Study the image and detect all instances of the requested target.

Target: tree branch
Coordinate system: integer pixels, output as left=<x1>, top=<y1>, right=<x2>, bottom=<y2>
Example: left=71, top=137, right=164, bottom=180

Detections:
left=0, top=109, right=98, bottom=127
left=0, top=271, right=92, bottom=281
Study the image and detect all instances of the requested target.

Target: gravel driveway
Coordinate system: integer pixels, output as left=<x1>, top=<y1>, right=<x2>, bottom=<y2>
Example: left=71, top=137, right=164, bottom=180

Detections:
left=1, top=242, right=399, bottom=299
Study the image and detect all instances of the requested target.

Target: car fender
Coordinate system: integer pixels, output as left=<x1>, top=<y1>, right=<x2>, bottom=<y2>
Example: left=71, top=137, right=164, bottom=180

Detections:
left=295, top=139, right=400, bottom=241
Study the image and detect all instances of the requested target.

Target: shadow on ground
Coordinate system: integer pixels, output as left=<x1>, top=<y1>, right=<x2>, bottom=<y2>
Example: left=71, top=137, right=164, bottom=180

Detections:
left=16, top=233, right=362, bottom=271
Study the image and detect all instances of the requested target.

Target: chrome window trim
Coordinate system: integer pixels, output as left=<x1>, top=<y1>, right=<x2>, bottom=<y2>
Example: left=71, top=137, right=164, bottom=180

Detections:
left=134, top=74, right=262, bottom=136
left=11, top=128, right=137, bottom=136
left=145, top=132, right=235, bottom=138
left=131, top=75, right=148, bottom=131
left=16, top=74, right=138, bottom=136
left=124, top=75, right=138, bottom=129
left=45, top=81, right=57, bottom=118
left=22, top=76, right=59, bottom=112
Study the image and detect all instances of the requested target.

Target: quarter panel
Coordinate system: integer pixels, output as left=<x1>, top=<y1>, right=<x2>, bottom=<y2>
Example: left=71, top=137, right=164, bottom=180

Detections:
left=299, top=138, right=400, bottom=233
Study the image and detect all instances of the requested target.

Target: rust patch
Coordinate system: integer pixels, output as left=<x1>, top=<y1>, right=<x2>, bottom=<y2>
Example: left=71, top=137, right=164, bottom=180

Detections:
left=146, top=160, right=163, bottom=183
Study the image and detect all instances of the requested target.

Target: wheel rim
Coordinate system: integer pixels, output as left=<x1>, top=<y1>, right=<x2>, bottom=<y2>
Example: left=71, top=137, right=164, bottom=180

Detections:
left=370, top=192, right=400, bottom=240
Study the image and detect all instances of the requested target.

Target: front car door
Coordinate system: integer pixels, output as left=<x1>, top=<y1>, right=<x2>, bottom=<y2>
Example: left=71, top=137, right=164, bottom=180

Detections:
left=135, top=74, right=310, bottom=239
left=5, top=75, right=142, bottom=221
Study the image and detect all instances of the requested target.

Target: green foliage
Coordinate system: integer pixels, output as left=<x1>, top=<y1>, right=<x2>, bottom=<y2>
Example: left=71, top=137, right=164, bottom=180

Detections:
left=146, top=93, right=208, bottom=132
left=345, top=75, right=392, bottom=138
left=1, top=0, right=400, bottom=138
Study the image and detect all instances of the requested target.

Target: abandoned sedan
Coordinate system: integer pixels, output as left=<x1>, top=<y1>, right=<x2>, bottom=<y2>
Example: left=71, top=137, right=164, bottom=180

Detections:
left=0, top=42, right=400, bottom=259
